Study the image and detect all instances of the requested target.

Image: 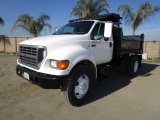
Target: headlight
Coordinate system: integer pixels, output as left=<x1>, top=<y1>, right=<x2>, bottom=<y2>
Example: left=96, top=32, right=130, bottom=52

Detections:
left=50, top=60, right=57, bottom=68
left=50, top=60, right=69, bottom=70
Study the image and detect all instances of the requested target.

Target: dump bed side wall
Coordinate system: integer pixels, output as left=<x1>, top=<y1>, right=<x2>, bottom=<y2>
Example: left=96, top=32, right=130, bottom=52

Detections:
left=109, top=26, right=144, bottom=67
left=120, top=35, right=144, bottom=55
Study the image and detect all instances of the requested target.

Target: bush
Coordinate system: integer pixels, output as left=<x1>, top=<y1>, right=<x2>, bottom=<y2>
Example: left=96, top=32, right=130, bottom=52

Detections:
left=142, top=57, right=160, bottom=63
left=0, top=52, right=18, bottom=56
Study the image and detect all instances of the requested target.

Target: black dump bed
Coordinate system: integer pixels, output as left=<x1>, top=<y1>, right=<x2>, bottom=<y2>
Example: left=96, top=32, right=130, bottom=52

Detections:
left=69, top=13, right=122, bottom=22
left=112, top=27, right=144, bottom=61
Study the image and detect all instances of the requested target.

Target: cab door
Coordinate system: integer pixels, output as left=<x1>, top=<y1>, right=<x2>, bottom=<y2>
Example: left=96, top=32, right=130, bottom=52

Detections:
left=89, top=22, right=113, bottom=65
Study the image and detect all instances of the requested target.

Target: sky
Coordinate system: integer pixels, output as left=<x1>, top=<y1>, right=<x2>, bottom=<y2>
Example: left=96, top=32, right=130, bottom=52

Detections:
left=0, top=0, right=160, bottom=40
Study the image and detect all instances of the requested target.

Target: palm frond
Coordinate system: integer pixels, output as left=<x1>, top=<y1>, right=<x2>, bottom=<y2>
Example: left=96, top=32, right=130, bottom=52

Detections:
left=0, top=17, right=5, bottom=26
left=11, top=23, right=30, bottom=32
left=37, top=14, right=50, bottom=24
left=70, top=0, right=110, bottom=18
left=11, top=13, right=51, bottom=37
left=70, top=6, right=83, bottom=18
left=117, top=2, right=160, bottom=35
left=117, top=4, right=134, bottom=26
left=15, top=14, right=33, bottom=25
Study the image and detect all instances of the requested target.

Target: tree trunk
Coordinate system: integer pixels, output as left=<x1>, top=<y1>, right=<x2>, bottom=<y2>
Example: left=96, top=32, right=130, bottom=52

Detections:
left=133, top=30, right=135, bottom=36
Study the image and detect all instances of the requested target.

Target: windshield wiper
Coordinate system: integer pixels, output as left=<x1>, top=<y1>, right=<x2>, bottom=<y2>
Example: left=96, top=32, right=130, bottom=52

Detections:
left=75, top=32, right=86, bottom=34
left=53, top=32, right=85, bottom=35
left=63, top=32, right=73, bottom=34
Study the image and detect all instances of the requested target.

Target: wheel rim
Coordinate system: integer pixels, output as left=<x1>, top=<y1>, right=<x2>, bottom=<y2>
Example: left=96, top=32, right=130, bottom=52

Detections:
left=134, top=61, right=138, bottom=73
left=74, top=75, right=89, bottom=99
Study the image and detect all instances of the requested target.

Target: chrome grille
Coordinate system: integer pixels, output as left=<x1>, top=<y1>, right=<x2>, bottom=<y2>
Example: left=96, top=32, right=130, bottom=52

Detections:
left=19, top=45, right=46, bottom=69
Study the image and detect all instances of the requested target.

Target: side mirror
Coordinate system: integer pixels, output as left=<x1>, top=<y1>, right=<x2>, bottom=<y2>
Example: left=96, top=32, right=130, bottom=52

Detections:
left=104, top=22, right=113, bottom=39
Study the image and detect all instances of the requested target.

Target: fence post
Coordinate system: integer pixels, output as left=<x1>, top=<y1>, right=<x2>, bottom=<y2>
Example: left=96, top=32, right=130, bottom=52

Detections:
left=15, top=37, right=17, bottom=53
left=159, top=41, right=160, bottom=58
left=3, top=35, right=6, bottom=52
left=144, top=41, right=147, bottom=53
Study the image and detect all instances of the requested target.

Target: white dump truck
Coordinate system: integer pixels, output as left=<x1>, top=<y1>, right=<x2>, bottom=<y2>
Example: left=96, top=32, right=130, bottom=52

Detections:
left=16, top=13, right=144, bottom=106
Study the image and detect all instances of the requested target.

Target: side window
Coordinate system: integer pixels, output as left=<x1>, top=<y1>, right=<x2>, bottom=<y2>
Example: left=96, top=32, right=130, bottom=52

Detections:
left=90, top=23, right=104, bottom=40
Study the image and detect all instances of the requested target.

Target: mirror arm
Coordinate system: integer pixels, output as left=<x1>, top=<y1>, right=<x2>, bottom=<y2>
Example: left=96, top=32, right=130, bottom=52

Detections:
left=104, top=37, right=109, bottom=41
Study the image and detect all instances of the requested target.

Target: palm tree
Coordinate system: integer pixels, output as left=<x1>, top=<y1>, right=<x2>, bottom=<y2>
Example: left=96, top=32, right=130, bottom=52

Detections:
left=0, top=17, right=4, bottom=26
left=11, top=14, right=52, bottom=37
left=70, top=0, right=110, bottom=18
left=117, top=2, right=160, bottom=35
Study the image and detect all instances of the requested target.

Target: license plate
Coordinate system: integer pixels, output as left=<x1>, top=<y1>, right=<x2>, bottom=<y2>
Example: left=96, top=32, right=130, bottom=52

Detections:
left=23, top=72, right=30, bottom=80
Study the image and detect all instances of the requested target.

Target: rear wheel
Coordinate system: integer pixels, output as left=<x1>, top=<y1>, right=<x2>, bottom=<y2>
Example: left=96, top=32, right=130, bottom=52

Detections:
left=121, top=56, right=129, bottom=75
left=61, top=65, right=92, bottom=106
left=127, top=56, right=139, bottom=76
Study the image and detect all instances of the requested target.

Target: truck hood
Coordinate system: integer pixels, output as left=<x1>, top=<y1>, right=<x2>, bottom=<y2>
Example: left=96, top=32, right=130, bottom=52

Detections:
left=20, top=35, right=89, bottom=46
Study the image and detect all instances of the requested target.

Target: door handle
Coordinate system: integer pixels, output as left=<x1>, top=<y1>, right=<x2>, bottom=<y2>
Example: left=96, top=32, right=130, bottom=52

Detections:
left=91, top=44, right=96, bottom=47
left=109, top=42, right=112, bottom=47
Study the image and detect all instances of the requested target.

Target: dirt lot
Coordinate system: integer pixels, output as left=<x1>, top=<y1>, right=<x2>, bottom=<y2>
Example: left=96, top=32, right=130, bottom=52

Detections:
left=0, top=56, right=160, bottom=120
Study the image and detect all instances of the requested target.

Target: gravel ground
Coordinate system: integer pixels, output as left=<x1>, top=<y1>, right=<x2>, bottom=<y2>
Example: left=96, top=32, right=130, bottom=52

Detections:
left=0, top=56, right=160, bottom=120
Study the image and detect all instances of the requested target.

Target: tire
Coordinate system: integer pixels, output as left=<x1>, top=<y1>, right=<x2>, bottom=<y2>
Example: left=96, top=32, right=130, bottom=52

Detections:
left=61, top=65, right=92, bottom=106
left=121, top=56, right=129, bottom=75
left=127, top=56, right=139, bottom=76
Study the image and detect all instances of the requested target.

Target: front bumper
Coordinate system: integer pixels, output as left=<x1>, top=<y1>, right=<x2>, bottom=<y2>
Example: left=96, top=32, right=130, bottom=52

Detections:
left=16, top=65, right=63, bottom=89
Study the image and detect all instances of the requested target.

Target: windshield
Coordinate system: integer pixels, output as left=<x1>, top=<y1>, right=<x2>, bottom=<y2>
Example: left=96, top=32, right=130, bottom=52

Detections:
left=53, top=21, right=94, bottom=35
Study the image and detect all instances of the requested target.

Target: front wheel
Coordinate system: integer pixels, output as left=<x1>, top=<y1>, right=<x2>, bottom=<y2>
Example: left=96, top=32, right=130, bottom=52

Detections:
left=61, top=65, right=92, bottom=106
